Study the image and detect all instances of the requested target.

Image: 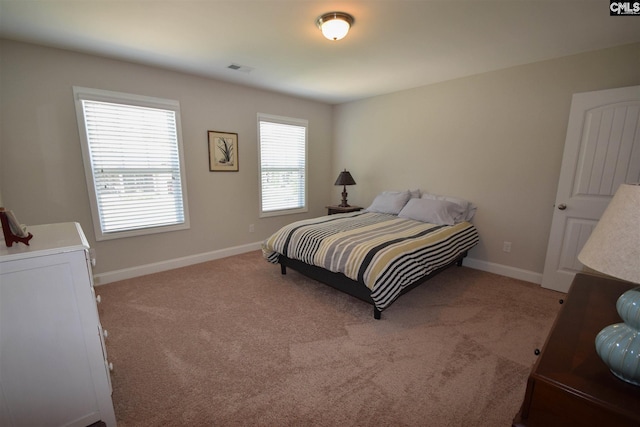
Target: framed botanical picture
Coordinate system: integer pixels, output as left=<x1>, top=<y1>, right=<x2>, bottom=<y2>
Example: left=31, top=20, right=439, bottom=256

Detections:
left=208, top=130, right=238, bottom=172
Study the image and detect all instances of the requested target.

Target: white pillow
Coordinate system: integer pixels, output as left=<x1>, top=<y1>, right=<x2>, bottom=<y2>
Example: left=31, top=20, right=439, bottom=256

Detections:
left=421, top=193, right=476, bottom=222
left=365, top=190, right=411, bottom=215
left=409, top=189, right=422, bottom=199
left=462, top=204, right=477, bottom=222
left=398, top=198, right=464, bottom=225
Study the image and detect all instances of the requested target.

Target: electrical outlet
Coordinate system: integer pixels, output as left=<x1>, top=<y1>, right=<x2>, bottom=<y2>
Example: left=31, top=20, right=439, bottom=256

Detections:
left=503, top=241, right=512, bottom=253
left=249, top=224, right=255, bottom=233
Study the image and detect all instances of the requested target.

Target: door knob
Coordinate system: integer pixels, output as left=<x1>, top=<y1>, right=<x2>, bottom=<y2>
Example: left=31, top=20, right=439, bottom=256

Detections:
left=557, top=203, right=567, bottom=210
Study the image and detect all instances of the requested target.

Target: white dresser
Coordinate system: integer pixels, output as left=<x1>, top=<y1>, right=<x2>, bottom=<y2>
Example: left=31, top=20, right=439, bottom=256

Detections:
left=0, top=222, right=116, bottom=427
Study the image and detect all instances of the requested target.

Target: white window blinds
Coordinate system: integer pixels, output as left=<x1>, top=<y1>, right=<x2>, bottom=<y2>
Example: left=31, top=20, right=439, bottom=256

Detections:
left=74, top=87, right=189, bottom=240
left=258, top=114, right=308, bottom=216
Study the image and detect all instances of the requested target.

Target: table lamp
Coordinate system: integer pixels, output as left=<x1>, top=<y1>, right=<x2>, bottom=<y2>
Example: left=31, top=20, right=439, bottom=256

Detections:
left=334, top=169, right=356, bottom=207
left=577, top=182, right=640, bottom=386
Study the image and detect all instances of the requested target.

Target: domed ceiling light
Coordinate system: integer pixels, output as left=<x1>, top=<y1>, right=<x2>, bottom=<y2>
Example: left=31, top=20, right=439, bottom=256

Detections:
left=316, top=12, right=354, bottom=41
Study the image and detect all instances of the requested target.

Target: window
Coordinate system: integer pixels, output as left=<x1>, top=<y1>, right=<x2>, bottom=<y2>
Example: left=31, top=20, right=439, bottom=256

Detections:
left=258, top=113, right=308, bottom=217
left=73, top=87, right=189, bottom=240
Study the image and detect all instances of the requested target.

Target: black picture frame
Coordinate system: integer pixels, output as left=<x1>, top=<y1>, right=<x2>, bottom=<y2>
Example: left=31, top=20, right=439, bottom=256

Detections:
left=208, top=130, right=238, bottom=172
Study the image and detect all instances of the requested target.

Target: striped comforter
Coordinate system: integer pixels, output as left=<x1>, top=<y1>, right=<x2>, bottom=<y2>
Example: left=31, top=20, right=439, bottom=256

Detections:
left=262, top=211, right=479, bottom=310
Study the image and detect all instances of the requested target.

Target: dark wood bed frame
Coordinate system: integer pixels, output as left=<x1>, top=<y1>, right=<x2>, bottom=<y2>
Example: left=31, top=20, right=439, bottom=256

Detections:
left=278, top=251, right=468, bottom=319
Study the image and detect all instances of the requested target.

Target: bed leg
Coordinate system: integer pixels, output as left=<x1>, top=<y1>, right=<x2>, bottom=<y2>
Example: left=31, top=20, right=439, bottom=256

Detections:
left=457, top=251, right=468, bottom=267
left=374, top=307, right=381, bottom=320
left=280, top=263, right=286, bottom=275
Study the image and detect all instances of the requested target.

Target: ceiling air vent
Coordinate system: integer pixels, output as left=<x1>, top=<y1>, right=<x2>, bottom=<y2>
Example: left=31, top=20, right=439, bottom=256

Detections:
left=227, top=63, right=254, bottom=74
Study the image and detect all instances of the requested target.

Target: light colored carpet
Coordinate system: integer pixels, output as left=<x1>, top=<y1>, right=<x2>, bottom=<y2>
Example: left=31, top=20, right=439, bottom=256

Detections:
left=97, top=251, right=563, bottom=426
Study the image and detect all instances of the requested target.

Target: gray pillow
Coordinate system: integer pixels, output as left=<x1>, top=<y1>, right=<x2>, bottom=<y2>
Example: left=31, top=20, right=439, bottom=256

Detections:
left=398, top=198, right=464, bottom=225
left=365, top=190, right=411, bottom=215
left=421, top=193, right=477, bottom=222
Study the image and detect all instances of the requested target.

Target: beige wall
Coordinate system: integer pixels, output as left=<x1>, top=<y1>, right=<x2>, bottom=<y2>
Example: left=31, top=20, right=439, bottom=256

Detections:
left=2, top=39, right=639, bottom=282
left=0, top=40, right=333, bottom=275
left=334, top=43, right=640, bottom=278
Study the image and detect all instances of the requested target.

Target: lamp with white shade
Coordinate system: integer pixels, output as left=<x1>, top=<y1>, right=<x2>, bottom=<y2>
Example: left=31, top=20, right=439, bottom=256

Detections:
left=577, top=182, right=640, bottom=386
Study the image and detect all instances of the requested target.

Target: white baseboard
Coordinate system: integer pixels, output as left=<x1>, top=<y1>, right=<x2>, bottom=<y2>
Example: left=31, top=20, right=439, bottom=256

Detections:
left=94, top=245, right=542, bottom=287
left=94, top=241, right=263, bottom=285
left=463, top=257, right=543, bottom=285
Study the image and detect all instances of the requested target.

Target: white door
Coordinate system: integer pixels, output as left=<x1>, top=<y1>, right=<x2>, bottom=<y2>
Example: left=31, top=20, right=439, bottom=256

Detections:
left=541, top=85, right=640, bottom=292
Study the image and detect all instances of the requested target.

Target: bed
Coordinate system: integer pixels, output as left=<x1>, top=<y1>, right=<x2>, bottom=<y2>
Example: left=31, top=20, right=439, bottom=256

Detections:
left=262, top=190, right=480, bottom=319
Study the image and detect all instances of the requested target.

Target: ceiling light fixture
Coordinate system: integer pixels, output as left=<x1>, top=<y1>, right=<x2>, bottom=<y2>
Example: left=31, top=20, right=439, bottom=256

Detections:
left=316, top=12, right=354, bottom=41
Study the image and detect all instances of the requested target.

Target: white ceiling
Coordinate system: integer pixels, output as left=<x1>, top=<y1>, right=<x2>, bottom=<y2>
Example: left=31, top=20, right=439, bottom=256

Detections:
left=1, top=0, right=639, bottom=104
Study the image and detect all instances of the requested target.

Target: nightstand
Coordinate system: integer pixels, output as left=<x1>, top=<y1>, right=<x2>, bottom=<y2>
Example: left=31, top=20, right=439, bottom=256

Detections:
left=326, top=205, right=362, bottom=215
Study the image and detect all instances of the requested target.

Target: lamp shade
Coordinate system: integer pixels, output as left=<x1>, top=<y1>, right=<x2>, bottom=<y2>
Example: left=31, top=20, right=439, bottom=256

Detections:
left=334, top=170, right=356, bottom=186
left=577, top=183, right=640, bottom=284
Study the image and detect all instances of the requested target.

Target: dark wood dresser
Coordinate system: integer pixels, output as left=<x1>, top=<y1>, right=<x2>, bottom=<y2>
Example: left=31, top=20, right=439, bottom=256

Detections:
left=513, top=273, right=640, bottom=427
